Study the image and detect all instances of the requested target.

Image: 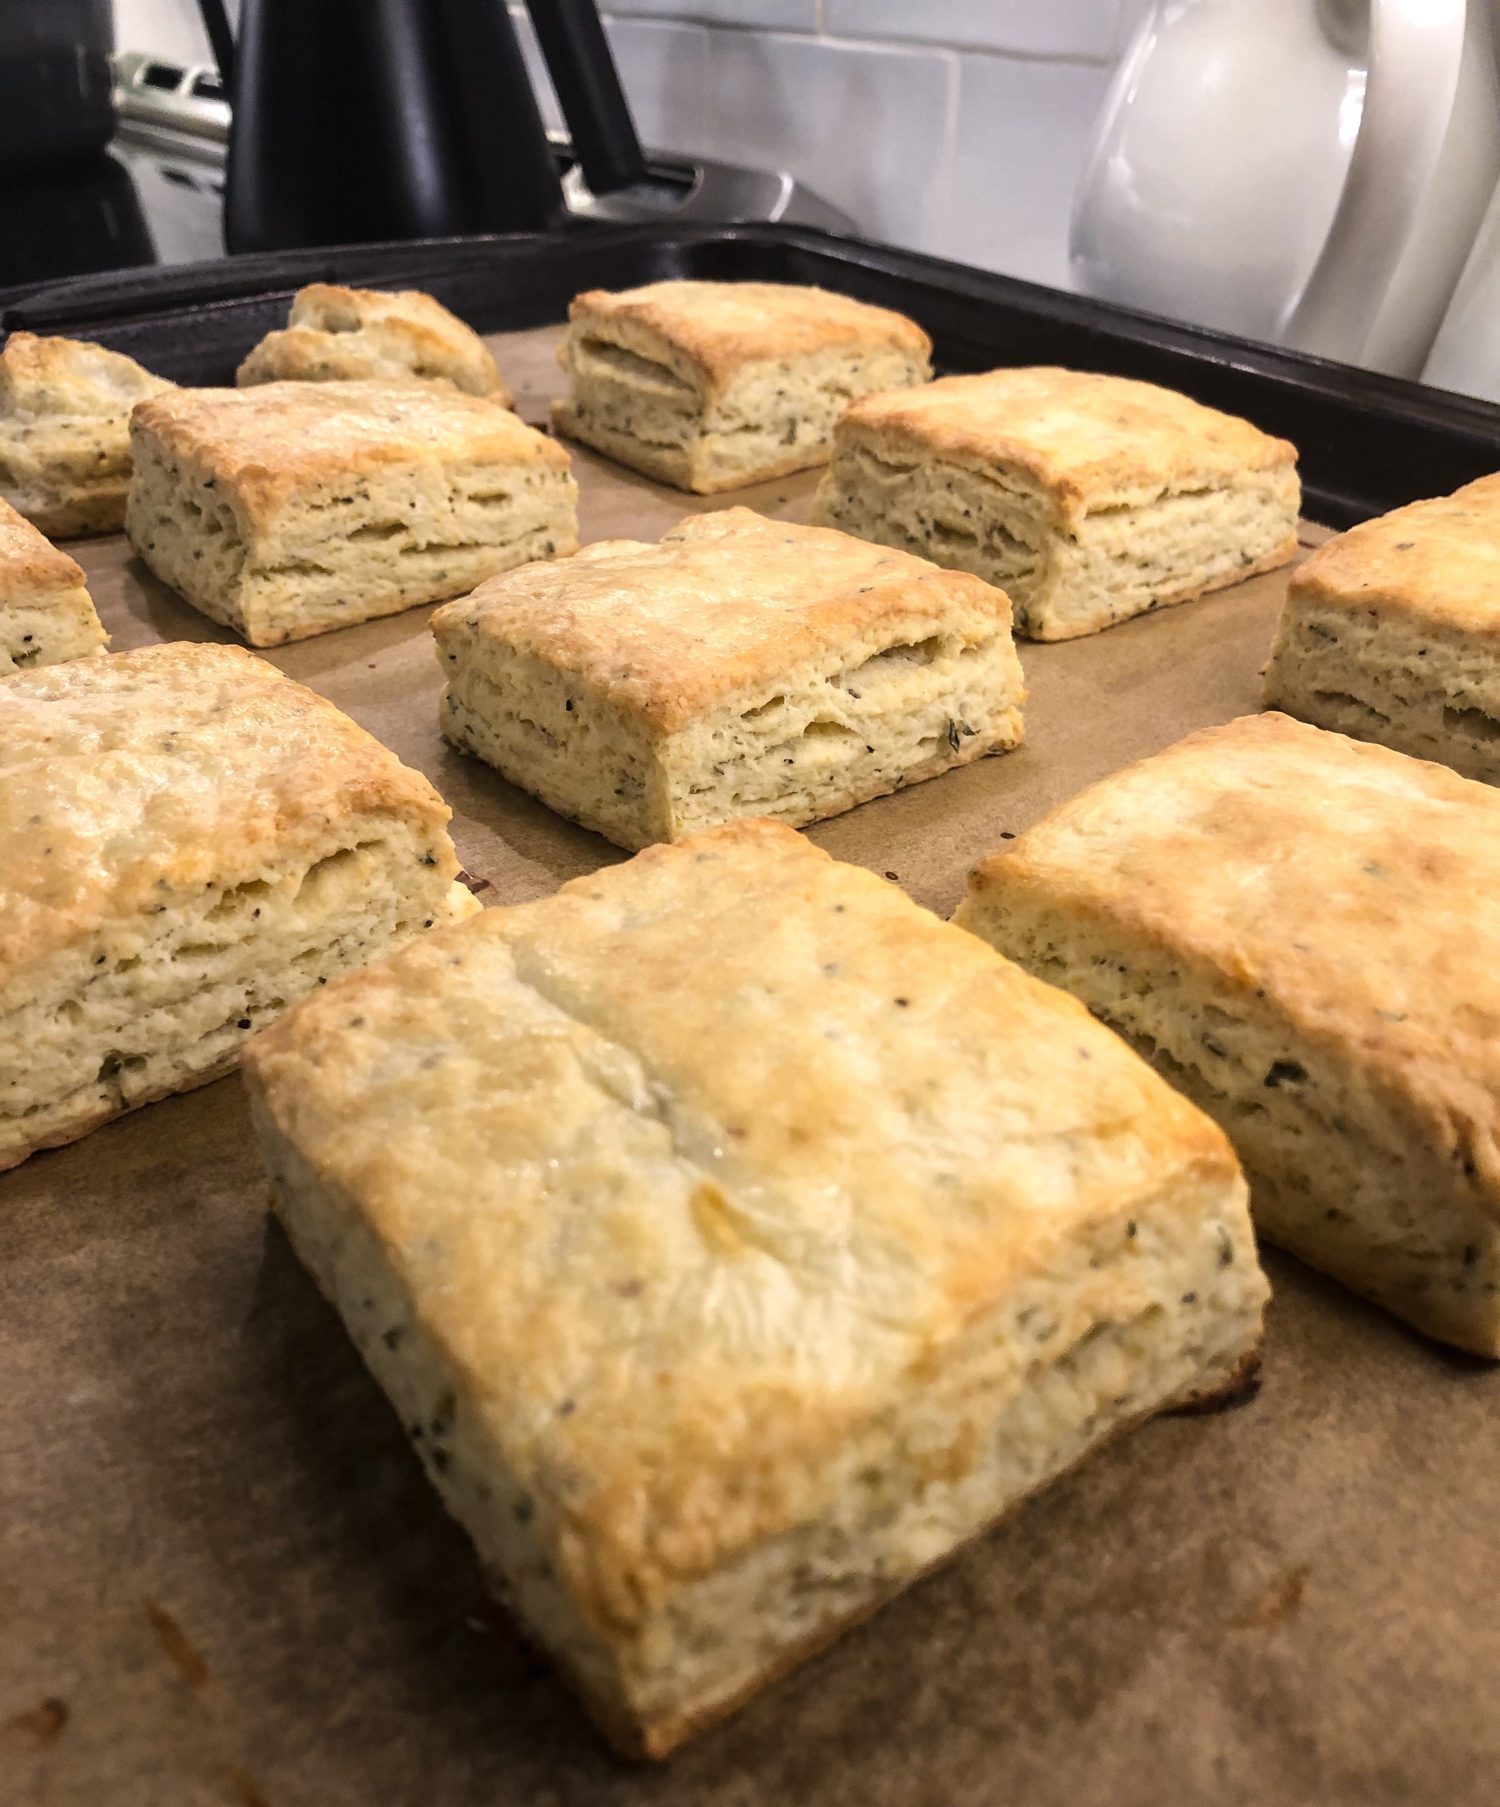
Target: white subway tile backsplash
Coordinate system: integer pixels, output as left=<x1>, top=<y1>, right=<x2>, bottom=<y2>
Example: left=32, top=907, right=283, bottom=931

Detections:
left=932, top=51, right=1114, bottom=288
left=604, top=0, right=818, bottom=29
left=512, top=9, right=712, bottom=151
left=584, top=5, right=1124, bottom=285
left=669, top=33, right=955, bottom=247
left=602, top=20, right=713, bottom=149
left=511, top=9, right=713, bottom=149
left=822, top=0, right=1120, bottom=61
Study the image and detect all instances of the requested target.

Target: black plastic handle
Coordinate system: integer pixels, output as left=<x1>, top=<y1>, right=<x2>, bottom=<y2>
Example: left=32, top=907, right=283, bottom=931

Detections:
left=430, top=0, right=568, bottom=234
left=524, top=0, right=648, bottom=196
left=195, top=0, right=236, bottom=85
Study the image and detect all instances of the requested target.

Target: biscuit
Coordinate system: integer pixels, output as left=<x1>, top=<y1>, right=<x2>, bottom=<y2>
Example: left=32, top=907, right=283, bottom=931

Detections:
left=0, top=496, right=107, bottom=674
left=813, top=367, right=1300, bottom=640
left=1264, top=473, right=1500, bottom=780
left=0, top=641, right=476, bottom=1172
left=237, top=283, right=513, bottom=404
left=957, top=711, right=1500, bottom=1354
left=0, top=331, right=175, bottom=538
left=432, top=507, right=1024, bottom=850
left=127, top=381, right=578, bottom=646
left=551, top=280, right=931, bottom=493
left=243, top=818, right=1267, bottom=1756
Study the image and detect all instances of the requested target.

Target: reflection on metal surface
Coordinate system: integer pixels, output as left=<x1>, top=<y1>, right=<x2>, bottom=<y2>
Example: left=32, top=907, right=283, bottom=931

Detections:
left=114, top=50, right=229, bottom=145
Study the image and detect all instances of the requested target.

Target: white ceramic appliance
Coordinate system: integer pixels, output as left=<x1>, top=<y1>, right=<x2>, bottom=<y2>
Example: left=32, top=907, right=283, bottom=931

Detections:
left=1070, top=0, right=1500, bottom=377
left=1422, top=143, right=1500, bottom=398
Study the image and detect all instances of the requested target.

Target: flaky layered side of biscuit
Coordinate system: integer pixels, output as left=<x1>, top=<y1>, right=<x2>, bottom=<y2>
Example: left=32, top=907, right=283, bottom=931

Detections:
left=813, top=367, right=1299, bottom=640
left=244, top=820, right=1267, bottom=1756
left=958, top=712, right=1500, bottom=1354
left=551, top=280, right=931, bottom=493
left=0, top=643, right=474, bottom=1172
left=0, top=332, right=175, bottom=539
left=1265, top=474, right=1500, bottom=782
left=433, top=508, right=1024, bottom=849
left=127, top=380, right=577, bottom=646
left=0, top=496, right=107, bottom=674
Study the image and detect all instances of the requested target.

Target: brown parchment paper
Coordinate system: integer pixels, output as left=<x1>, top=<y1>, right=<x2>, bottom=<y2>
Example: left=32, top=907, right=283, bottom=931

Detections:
left=4, top=326, right=1497, bottom=1807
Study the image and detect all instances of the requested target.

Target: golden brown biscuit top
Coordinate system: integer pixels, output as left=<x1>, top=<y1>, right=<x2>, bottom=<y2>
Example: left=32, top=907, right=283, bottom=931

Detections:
left=969, top=711, right=1500, bottom=1201
left=563, top=280, right=931, bottom=386
left=431, top=507, right=1013, bottom=730
left=839, top=367, right=1296, bottom=520
left=0, top=331, right=174, bottom=424
left=291, top=282, right=495, bottom=354
left=129, top=379, right=567, bottom=516
left=241, top=283, right=511, bottom=403
left=1289, top=473, right=1500, bottom=636
left=0, top=496, right=86, bottom=596
left=0, top=641, right=451, bottom=984
left=244, top=819, right=1238, bottom=1614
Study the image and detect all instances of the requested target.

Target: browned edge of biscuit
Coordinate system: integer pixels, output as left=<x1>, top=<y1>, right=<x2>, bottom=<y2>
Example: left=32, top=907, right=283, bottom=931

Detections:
left=1164, top=1344, right=1263, bottom=1416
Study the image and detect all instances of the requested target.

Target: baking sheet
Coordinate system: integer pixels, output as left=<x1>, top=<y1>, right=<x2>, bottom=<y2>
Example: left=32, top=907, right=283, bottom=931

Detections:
left=4, top=325, right=1496, bottom=1807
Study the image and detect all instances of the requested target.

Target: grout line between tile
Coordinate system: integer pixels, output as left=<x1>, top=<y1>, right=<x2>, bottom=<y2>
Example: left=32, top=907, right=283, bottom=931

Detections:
left=598, top=8, right=1117, bottom=65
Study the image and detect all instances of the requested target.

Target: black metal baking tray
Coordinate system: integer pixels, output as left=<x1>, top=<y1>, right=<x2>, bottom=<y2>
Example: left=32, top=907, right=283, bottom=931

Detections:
left=4, top=220, right=1499, bottom=530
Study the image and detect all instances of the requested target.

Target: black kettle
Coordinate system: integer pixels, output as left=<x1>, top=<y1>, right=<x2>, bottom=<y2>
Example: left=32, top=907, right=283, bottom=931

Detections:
left=207, top=0, right=571, bottom=253
left=0, top=0, right=116, bottom=169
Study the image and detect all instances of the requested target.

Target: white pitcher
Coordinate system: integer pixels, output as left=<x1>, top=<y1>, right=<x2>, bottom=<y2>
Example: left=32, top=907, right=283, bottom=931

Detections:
left=1422, top=112, right=1500, bottom=398
left=1070, top=0, right=1500, bottom=376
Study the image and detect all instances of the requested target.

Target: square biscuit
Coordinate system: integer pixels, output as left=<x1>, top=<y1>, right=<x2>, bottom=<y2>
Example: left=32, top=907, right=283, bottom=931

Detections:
left=127, top=380, right=578, bottom=646
left=236, top=283, right=513, bottom=405
left=0, top=496, right=107, bottom=674
left=813, top=366, right=1300, bottom=640
left=1264, top=473, right=1500, bottom=780
left=242, top=818, right=1267, bottom=1757
left=551, top=280, right=931, bottom=493
left=0, top=332, right=175, bottom=539
left=957, top=711, right=1500, bottom=1354
left=0, top=641, right=476, bottom=1172
left=432, top=506, right=1025, bottom=850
